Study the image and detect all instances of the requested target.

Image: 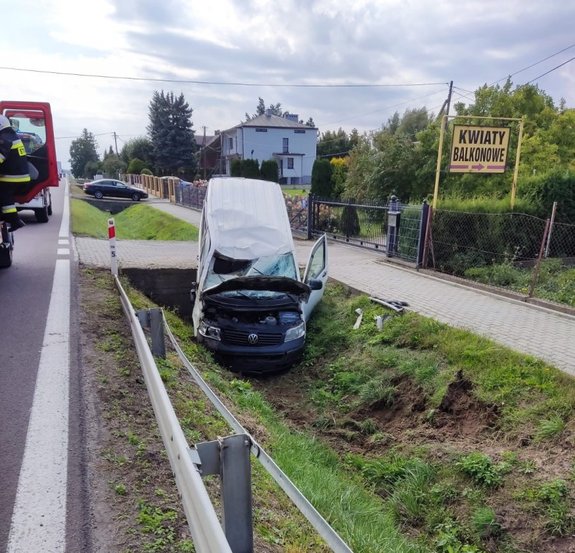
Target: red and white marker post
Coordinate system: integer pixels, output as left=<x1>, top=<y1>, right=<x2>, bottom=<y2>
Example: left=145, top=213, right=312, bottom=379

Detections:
left=108, top=218, right=118, bottom=276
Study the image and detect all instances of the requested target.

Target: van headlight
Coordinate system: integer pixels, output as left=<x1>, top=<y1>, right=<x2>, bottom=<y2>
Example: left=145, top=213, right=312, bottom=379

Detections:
left=198, top=320, right=221, bottom=341
left=284, top=322, right=305, bottom=343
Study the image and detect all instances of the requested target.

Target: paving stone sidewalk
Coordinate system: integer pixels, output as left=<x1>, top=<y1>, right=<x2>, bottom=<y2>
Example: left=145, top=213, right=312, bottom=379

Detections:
left=74, top=200, right=575, bottom=375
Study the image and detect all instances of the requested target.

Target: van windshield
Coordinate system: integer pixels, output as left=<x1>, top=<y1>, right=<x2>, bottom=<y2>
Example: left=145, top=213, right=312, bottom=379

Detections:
left=204, top=252, right=298, bottom=290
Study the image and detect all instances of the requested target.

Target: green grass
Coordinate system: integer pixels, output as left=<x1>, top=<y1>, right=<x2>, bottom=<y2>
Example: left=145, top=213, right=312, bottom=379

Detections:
left=111, top=272, right=575, bottom=552
left=282, top=187, right=310, bottom=198
left=465, top=258, right=575, bottom=307
left=71, top=198, right=198, bottom=240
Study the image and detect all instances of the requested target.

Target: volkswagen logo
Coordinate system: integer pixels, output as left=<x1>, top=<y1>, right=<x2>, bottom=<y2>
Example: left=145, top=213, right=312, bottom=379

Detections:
left=247, top=333, right=259, bottom=345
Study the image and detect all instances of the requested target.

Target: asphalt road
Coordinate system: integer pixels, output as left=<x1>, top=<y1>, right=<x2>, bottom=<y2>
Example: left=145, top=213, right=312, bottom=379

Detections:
left=0, top=182, right=88, bottom=552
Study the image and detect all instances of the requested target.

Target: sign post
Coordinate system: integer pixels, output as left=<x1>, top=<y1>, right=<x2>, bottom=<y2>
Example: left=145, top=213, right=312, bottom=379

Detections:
left=108, top=218, right=118, bottom=277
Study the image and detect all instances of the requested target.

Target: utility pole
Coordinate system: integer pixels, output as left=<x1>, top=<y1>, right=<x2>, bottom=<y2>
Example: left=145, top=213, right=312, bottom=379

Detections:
left=445, top=80, right=453, bottom=118
left=113, top=132, right=118, bottom=155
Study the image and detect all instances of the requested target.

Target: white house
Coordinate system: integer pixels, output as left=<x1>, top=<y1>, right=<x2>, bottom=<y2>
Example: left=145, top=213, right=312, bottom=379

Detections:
left=220, top=112, right=318, bottom=185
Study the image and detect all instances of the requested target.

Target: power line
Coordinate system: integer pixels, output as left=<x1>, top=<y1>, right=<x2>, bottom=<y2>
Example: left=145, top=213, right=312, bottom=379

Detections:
left=492, top=42, right=575, bottom=85
left=0, top=65, right=448, bottom=89
left=523, top=55, right=575, bottom=85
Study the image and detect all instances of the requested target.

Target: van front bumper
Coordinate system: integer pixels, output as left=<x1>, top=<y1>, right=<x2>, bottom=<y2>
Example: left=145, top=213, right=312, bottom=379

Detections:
left=198, top=335, right=305, bottom=373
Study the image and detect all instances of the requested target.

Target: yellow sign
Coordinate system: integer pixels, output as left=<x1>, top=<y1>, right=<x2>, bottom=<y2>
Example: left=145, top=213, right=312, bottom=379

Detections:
left=450, top=125, right=510, bottom=173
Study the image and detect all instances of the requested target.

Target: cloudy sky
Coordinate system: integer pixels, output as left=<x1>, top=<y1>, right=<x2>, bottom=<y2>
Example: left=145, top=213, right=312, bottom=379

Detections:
left=3, top=0, right=575, bottom=169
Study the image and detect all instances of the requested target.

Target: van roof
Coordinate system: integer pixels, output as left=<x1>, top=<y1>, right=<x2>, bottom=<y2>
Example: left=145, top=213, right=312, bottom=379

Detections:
left=204, top=177, right=295, bottom=260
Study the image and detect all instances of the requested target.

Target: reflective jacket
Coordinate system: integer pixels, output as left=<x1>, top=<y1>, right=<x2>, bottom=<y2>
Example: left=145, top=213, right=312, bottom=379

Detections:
left=0, top=127, right=31, bottom=184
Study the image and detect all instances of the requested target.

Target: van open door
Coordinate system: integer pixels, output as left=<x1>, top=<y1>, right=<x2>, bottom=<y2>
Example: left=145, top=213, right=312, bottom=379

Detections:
left=302, top=234, right=328, bottom=322
left=0, top=101, right=58, bottom=203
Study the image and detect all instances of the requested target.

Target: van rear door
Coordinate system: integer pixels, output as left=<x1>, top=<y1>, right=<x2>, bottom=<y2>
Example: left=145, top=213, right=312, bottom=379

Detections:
left=301, top=234, right=328, bottom=321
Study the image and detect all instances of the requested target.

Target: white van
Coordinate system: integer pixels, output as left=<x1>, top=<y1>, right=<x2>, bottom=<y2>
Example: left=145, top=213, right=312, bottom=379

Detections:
left=191, top=177, right=327, bottom=372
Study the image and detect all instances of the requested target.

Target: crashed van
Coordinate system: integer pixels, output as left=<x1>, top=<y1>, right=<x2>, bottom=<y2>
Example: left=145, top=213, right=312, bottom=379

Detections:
left=191, top=177, right=327, bottom=372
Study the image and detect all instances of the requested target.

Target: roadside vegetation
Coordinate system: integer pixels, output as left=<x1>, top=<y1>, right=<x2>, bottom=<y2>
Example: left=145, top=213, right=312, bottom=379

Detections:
left=70, top=198, right=198, bottom=240
left=85, top=263, right=575, bottom=553
left=465, top=258, right=575, bottom=308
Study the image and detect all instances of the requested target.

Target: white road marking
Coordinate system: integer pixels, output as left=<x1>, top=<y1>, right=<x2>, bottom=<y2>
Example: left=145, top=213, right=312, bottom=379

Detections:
left=7, top=182, right=71, bottom=553
left=57, top=248, right=69, bottom=255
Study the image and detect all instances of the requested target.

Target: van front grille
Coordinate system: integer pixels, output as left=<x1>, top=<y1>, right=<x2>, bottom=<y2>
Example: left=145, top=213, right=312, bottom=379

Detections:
left=223, top=329, right=283, bottom=346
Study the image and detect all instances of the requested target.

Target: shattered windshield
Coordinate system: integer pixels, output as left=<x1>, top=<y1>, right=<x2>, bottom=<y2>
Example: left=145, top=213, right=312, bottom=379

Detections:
left=204, top=252, right=298, bottom=291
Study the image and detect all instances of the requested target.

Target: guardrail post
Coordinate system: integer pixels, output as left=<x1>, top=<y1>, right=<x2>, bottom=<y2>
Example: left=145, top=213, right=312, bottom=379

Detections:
left=195, top=434, right=253, bottom=553
left=136, top=308, right=166, bottom=358
left=221, top=435, right=253, bottom=553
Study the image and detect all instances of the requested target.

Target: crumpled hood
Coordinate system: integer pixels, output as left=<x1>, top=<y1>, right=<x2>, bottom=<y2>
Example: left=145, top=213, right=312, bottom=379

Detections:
left=202, top=276, right=311, bottom=299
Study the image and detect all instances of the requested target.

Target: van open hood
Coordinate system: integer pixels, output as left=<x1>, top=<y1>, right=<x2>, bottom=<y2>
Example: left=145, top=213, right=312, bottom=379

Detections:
left=202, top=276, right=311, bottom=299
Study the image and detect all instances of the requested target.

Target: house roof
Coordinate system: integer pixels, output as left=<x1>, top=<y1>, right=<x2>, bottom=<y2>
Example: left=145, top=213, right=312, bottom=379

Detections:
left=226, top=113, right=316, bottom=132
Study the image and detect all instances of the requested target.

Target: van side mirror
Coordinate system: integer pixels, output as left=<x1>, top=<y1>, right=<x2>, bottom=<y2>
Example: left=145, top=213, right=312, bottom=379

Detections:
left=308, top=278, right=323, bottom=291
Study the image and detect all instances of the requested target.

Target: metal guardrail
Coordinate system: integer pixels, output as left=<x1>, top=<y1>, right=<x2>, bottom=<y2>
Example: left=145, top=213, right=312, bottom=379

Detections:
left=115, top=276, right=233, bottom=553
left=114, top=274, right=353, bottom=552
left=164, top=321, right=354, bottom=553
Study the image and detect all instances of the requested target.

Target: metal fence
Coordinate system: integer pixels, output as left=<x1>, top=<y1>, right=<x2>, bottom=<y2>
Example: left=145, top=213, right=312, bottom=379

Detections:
left=426, top=210, right=575, bottom=271
left=170, top=181, right=575, bottom=306
left=308, top=196, right=427, bottom=264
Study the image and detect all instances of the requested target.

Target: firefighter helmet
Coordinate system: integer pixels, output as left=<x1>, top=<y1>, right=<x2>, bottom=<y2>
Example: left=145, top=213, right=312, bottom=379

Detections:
left=0, top=114, right=12, bottom=131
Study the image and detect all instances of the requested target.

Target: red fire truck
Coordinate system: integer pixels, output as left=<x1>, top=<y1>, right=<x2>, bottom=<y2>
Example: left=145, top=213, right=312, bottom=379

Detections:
left=0, top=101, right=59, bottom=268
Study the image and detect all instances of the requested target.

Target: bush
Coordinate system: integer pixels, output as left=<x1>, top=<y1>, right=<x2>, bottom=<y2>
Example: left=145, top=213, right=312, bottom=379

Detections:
left=520, top=169, right=575, bottom=223
left=241, top=158, right=260, bottom=178
left=260, top=160, right=279, bottom=182
left=127, top=158, right=147, bottom=174
left=311, top=159, right=334, bottom=198
left=230, top=159, right=242, bottom=177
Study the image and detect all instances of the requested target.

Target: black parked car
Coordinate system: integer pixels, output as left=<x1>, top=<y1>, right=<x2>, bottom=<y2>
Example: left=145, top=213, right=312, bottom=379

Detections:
left=83, top=179, right=148, bottom=201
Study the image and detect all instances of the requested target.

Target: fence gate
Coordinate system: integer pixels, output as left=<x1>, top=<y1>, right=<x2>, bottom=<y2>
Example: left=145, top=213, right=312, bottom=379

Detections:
left=305, top=196, right=427, bottom=265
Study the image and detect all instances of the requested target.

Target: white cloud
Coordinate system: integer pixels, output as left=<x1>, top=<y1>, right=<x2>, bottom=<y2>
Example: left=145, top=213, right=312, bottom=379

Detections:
left=3, top=0, right=574, bottom=168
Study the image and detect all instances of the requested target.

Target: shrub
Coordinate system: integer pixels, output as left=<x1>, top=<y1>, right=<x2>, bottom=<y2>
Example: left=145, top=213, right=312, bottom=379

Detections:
left=521, top=168, right=575, bottom=223
left=260, top=159, right=279, bottom=182
left=311, top=159, right=334, bottom=198
left=127, top=157, right=146, bottom=174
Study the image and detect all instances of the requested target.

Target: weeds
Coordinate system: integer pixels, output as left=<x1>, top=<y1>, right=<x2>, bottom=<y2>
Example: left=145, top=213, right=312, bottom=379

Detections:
left=456, top=453, right=503, bottom=488
left=534, top=414, right=566, bottom=441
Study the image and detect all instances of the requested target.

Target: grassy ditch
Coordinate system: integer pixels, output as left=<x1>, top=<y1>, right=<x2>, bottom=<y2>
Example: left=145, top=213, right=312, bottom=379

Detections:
left=97, top=272, right=575, bottom=553
left=71, top=198, right=198, bottom=241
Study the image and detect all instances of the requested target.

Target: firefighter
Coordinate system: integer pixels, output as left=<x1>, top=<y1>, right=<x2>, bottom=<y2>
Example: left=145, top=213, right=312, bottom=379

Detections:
left=0, top=114, right=29, bottom=231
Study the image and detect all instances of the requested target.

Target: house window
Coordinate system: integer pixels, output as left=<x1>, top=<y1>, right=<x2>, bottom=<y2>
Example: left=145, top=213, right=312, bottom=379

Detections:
left=287, top=158, right=294, bottom=169
left=228, top=137, right=233, bottom=151
left=255, top=128, right=268, bottom=132
left=294, top=129, right=305, bottom=134
left=282, top=137, right=289, bottom=153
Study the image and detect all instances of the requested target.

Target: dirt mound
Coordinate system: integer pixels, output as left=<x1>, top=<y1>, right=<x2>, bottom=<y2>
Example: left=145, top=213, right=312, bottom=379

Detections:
left=433, top=369, right=501, bottom=435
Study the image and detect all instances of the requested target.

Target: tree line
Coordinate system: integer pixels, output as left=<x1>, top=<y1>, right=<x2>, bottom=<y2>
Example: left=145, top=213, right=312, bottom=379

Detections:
left=70, top=81, right=575, bottom=222
left=69, top=91, right=198, bottom=180
left=312, top=79, right=575, bottom=222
